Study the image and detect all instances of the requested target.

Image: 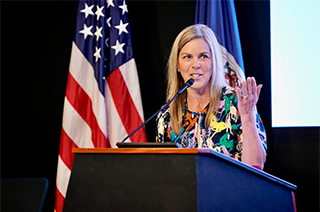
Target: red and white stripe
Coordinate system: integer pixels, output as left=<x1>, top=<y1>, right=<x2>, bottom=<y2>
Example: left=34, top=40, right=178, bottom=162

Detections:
left=106, top=59, right=146, bottom=146
left=55, top=42, right=147, bottom=211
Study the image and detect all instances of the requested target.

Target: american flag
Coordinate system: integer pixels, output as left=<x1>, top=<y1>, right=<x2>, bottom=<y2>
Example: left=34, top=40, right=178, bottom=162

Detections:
left=55, top=0, right=147, bottom=211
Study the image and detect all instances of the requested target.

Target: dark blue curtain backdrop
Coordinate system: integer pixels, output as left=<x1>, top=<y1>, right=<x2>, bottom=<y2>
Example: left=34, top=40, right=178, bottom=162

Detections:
left=1, top=1, right=319, bottom=211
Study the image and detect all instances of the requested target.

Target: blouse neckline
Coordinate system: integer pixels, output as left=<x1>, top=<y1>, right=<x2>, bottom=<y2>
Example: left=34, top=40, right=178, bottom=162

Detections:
left=185, top=103, right=209, bottom=116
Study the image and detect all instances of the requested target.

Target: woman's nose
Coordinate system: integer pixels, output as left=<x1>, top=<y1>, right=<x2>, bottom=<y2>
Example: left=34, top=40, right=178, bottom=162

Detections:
left=192, top=58, right=200, bottom=69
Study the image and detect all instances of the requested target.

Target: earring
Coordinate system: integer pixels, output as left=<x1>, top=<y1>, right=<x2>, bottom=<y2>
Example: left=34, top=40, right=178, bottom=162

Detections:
left=177, top=70, right=180, bottom=72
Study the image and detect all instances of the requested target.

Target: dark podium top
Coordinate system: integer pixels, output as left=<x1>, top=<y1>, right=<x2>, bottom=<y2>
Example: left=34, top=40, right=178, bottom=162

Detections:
left=63, top=148, right=297, bottom=212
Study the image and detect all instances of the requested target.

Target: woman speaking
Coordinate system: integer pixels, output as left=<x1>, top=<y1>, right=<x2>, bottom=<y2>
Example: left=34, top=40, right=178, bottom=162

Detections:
left=156, top=24, right=267, bottom=170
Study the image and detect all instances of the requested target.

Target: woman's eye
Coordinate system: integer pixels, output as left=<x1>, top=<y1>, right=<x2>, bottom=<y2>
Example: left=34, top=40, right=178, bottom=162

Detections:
left=201, top=55, right=209, bottom=59
left=183, top=55, right=191, bottom=59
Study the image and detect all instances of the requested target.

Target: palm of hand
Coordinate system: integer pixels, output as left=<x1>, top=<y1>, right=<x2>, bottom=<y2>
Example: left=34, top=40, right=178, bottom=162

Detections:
left=235, top=77, right=262, bottom=118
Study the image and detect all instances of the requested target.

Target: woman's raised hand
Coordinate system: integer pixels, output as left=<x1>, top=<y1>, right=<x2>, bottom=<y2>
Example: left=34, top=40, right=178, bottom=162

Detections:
left=235, top=77, right=262, bottom=118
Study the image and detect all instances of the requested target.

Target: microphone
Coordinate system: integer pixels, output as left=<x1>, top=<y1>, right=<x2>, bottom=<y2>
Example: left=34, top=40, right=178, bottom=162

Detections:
left=119, top=78, right=194, bottom=143
left=177, top=78, right=194, bottom=95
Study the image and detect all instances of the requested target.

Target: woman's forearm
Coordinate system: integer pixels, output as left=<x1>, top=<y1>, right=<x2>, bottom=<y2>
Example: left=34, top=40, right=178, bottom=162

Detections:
left=241, top=113, right=266, bottom=169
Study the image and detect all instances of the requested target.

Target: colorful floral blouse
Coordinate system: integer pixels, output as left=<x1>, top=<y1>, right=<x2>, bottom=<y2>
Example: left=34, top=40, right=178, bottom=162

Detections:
left=156, top=86, right=267, bottom=161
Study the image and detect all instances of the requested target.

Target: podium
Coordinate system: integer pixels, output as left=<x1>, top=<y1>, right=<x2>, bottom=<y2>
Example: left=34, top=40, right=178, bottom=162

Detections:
left=63, top=148, right=297, bottom=212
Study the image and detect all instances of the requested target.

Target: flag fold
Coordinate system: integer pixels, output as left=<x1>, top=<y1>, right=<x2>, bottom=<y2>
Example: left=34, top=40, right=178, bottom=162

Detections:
left=195, top=0, right=246, bottom=87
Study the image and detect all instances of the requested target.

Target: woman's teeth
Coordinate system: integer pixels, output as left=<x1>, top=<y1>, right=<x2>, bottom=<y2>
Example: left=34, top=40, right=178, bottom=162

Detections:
left=192, top=74, right=200, bottom=77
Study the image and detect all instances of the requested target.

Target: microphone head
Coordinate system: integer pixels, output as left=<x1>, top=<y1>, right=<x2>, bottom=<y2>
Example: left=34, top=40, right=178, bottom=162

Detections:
left=186, top=78, right=194, bottom=87
left=177, top=78, right=195, bottom=95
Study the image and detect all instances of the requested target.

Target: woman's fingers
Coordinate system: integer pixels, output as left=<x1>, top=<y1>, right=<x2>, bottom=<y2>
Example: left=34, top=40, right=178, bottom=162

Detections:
left=236, top=77, right=262, bottom=117
left=239, top=77, right=263, bottom=100
left=257, top=84, right=263, bottom=99
left=245, top=77, right=261, bottom=97
left=247, top=77, right=253, bottom=96
left=252, top=77, right=257, bottom=98
left=242, top=80, right=248, bottom=98
left=236, top=86, right=244, bottom=100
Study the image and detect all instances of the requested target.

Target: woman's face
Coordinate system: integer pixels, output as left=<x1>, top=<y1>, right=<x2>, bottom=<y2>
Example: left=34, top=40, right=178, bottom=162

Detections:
left=178, top=38, right=213, bottom=94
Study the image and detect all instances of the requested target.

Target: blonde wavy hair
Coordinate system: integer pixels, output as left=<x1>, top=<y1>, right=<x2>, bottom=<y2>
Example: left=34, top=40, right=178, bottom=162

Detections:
left=166, top=24, right=227, bottom=134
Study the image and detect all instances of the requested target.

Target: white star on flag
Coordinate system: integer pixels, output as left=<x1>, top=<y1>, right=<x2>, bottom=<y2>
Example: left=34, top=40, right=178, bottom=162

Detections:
left=93, top=46, right=101, bottom=62
left=95, top=26, right=103, bottom=41
left=107, top=17, right=112, bottom=27
left=80, top=3, right=94, bottom=18
left=95, top=5, right=105, bottom=20
left=111, top=40, right=125, bottom=55
left=107, top=0, right=115, bottom=8
left=115, top=20, right=128, bottom=35
left=79, top=24, right=93, bottom=39
left=119, top=1, right=128, bottom=15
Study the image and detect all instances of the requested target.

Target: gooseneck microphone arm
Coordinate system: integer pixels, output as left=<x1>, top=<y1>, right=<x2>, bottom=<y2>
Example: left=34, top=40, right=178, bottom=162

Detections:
left=120, top=78, right=194, bottom=143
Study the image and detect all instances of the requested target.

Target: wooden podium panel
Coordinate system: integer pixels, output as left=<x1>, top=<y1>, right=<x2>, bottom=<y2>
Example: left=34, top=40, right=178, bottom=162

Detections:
left=63, top=148, right=296, bottom=212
